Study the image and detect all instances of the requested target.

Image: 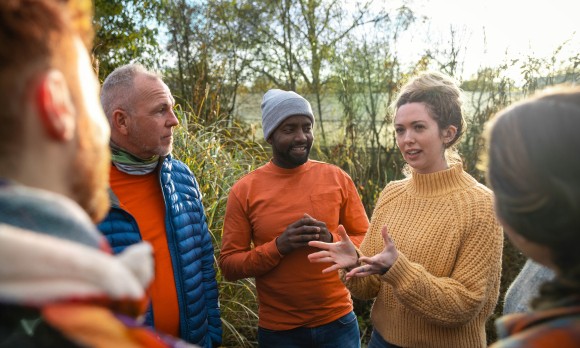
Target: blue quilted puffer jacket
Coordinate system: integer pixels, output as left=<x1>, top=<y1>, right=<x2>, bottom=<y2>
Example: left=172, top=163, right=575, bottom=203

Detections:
left=98, top=156, right=222, bottom=348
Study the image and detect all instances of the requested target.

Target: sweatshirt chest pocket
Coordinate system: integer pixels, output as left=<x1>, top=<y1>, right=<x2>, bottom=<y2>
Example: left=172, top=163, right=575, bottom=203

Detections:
left=310, top=191, right=341, bottom=226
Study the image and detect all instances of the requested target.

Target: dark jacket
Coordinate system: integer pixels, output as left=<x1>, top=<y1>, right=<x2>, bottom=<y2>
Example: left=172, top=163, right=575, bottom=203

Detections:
left=98, top=156, right=222, bottom=347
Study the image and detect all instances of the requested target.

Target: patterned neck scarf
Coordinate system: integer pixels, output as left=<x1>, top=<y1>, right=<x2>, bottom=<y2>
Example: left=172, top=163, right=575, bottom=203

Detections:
left=110, top=142, right=159, bottom=175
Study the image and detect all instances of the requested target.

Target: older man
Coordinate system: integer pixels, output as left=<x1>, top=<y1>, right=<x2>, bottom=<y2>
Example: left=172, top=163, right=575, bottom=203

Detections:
left=98, top=64, right=222, bottom=347
left=0, top=1, right=193, bottom=346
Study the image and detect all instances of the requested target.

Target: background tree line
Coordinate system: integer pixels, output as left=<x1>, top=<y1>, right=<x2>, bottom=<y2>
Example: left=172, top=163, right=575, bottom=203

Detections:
left=93, top=0, right=579, bottom=346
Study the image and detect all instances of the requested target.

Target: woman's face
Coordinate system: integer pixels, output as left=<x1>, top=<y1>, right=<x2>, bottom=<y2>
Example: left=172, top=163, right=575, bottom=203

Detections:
left=394, top=102, right=454, bottom=174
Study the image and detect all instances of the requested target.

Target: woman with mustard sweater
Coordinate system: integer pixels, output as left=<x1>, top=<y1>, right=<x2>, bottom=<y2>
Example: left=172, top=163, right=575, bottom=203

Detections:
left=309, top=71, right=503, bottom=348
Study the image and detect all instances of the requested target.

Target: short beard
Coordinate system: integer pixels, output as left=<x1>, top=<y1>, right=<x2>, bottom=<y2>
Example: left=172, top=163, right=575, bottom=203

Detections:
left=70, top=115, right=111, bottom=223
left=289, top=151, right=309, bottom=166
left=158, top=143, right=173, bottom=157
left=273, top=145, right=310, bottom=168
left=131, top=126, right=173, bottom=158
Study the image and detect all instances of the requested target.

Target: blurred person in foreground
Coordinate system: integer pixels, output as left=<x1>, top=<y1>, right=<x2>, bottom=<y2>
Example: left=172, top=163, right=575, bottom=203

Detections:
left=486, top=86, right=580, bottom=347
left=219, top=89, right=369, bottom=347
left=0, top=0, right=195, bottom=346
left=309, top=72, right=503, bottom=347
left=98, top=63, right=222, bottom=347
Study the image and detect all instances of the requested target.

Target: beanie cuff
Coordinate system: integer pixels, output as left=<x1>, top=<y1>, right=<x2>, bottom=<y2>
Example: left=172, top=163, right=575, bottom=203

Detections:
left=261, top=89, right=314, bottom=140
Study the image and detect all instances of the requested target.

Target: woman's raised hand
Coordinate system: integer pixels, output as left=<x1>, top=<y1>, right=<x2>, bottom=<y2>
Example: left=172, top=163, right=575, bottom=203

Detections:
left=308, top=225, right=358, bottom=273
left=345, top=225, right=398, bottom=280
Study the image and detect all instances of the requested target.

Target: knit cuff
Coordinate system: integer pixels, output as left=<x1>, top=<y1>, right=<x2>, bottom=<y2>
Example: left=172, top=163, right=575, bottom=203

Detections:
left=380, top=252, right=414, bottom=285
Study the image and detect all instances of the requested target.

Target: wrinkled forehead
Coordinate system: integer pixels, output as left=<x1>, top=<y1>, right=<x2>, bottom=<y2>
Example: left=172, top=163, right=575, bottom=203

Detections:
left=133, top=73, right=175, bottom=104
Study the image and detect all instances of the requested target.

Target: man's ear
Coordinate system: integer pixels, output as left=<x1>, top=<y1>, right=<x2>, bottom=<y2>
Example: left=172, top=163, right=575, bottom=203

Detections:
left=111, top=108, right=130, bottom=136
left=36, top=70, right=76, bottom=141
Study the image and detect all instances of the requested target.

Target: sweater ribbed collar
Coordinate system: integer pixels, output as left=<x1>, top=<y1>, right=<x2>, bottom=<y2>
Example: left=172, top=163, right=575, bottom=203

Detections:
left=406, top=163, right=477, bottom=197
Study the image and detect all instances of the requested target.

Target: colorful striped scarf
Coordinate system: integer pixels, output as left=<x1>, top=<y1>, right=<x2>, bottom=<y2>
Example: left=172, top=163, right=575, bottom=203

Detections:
left=110, top=142, right=159, bottom=175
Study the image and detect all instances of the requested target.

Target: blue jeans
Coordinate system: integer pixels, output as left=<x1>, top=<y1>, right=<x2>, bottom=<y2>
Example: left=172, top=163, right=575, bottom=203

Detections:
left=257, top=311, right=360, bottom=348
left=368, top=329, right=401, bottom=348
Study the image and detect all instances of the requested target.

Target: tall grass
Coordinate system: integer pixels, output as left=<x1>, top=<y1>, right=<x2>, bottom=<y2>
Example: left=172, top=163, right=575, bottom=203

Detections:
left=172, top=109, right=268, bottom=347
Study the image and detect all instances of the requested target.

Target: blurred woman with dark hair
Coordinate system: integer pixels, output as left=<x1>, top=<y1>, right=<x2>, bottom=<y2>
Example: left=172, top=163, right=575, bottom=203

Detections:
left=486, top=86, right=580, bottom=347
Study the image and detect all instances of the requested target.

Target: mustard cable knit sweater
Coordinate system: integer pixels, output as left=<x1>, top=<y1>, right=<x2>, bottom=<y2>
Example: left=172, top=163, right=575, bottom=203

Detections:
left=345, top=163, right=503, bottom=348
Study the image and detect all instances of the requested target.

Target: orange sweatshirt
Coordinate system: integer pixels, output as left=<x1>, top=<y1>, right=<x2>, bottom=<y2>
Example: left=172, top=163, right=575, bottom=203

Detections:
left=344, top=164, right=504, bottom=348
left=219, top=160, right=369, bottom=330
left=109, top=166, right=180, bottom=337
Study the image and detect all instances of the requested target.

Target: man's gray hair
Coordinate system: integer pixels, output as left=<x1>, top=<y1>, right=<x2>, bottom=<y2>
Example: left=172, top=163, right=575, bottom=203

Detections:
left=100, top=63, right=160, bottom=121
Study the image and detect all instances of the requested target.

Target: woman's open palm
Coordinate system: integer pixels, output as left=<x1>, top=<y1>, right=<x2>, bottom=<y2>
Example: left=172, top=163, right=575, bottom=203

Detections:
left=308, top=225, right=358, bottom=273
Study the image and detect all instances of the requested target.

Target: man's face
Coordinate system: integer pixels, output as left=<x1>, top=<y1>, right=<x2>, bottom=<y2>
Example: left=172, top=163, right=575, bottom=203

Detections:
left=68, top=38, right=111, bottom=222
left=124, top=74, right=178, bottom=159
left=267, top=115, right=313, bottom=169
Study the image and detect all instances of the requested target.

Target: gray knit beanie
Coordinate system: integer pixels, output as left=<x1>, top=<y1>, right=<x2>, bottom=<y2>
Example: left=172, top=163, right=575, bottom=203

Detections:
left=261, top=89, right=315, bottom=140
